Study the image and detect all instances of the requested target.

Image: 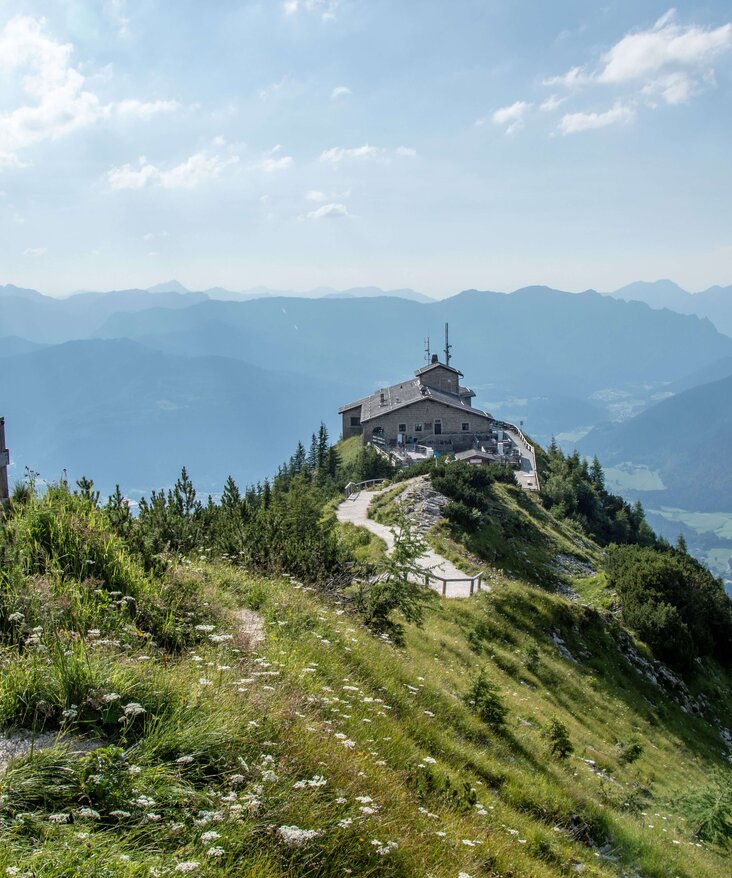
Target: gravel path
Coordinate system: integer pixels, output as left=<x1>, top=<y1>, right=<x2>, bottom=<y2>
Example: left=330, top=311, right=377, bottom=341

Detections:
left=0, top=730, right=101, bottom=773
left=336, top=481, right=483, bottom=599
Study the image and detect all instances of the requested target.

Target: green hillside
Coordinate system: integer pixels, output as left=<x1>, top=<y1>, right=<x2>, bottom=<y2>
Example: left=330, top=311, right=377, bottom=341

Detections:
left=0, top=447, right=730, bottom=877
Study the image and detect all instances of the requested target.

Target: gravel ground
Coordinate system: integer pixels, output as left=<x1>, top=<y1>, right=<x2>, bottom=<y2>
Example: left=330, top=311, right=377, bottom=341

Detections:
left=0, top=730, right=102, bottom=773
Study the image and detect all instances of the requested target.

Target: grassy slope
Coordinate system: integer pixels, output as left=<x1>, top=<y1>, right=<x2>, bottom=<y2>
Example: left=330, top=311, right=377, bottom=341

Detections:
left=0, top=494, right=731, bottom=877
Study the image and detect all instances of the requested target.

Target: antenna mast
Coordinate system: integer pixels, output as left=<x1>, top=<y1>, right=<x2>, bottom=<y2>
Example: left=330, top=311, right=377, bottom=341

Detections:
left=0, top=418, right=9, bottom=506
left=444, top=323, right=451, bottom=366
left=424, top=336, right=431, bottom=363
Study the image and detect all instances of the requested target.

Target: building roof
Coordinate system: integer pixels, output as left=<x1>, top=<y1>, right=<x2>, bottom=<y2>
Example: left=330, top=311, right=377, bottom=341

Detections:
left=414, top=361, right=464, bottom=378
left=455, top=449, right=496, bottom=462
left=339, top=377, right=493, bottom=424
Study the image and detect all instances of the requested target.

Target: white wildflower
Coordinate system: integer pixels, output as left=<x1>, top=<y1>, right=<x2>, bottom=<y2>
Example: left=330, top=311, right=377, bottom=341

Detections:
left=174, top=863, right=200, bottom=873
left=135, top=795, right=156, bottom=808
left=229, top=773, right=246, bottom=785
left=207, top=847, right=225, bottom=858
left=277, top=825, right=323, bottom=847
left=293, top=775, right=327, bottom=789
left=195, top=625, right=215, bottom=633
left=200, top=831, right=220, bottom=843
left=7, top=612, right=24, bottom=623
left=122, top=702, right=146, bottom=718
left=102, top=692, right=121, bottom=704
left=176, top=755, right=194, bottom=764
left=48, top=813, right=70, bottom=823
left=372, top=840, right=398, bottom=856
left=77, top=807, right=101, bottom=820
left=110, top=810, right=131, bottom=818
left=208, top=633, right=233, bottom=644
left=422, top=756, right=436, bottom=764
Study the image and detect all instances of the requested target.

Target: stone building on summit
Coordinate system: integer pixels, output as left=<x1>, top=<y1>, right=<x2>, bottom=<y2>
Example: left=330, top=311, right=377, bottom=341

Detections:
left=338, top=327, right=522, bottom=464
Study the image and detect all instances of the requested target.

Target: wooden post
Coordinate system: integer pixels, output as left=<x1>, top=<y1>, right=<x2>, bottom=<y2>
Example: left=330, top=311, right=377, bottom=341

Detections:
left=0, top=417, right=9, bottom=505
left=441, top=578, right=447, bottom=597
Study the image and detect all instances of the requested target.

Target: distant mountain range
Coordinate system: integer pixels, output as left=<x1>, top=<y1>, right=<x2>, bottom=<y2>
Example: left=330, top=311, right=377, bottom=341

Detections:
left=606, top=279, right=732, bottom=337
left=147, top=280, right=434, bottom=303
left=2, top=339, right=347, bottom=497
left=3, top=278, right=732, bottom=505
left=580, top=371, right=732, bottom=511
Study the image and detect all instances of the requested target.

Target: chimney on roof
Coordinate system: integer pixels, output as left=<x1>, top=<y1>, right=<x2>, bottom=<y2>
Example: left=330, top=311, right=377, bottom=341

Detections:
left=431, top=353, right=438, bottom=364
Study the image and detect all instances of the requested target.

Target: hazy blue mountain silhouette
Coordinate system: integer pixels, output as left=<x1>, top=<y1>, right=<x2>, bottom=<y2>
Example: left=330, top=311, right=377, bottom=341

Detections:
left=580, top=374, right=732, bottom=510
left=609, top=279, right=732, bottom=337
left=1, top=339, right=349, bottom=497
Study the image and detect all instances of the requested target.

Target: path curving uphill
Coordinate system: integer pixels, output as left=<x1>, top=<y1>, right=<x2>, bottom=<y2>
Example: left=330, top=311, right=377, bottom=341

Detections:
left=336, top=481, right=484, bottom=599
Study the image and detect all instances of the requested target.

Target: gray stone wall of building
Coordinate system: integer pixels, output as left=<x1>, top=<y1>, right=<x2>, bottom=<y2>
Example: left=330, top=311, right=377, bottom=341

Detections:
left=363, top=398, right=492, bottom=451
left=341, top=406, right=363, bottom=439
left=419, top=366, right=459, bottom=395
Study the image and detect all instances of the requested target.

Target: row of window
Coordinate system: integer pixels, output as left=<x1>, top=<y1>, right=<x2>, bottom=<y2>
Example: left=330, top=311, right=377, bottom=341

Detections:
left=397, top=421, right=471, bottom=433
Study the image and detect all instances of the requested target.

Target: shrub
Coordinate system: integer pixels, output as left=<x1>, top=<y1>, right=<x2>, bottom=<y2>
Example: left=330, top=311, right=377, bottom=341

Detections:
left=464, top=670, right=507, bottom=727
left=546, top=718, right=573, bottom=760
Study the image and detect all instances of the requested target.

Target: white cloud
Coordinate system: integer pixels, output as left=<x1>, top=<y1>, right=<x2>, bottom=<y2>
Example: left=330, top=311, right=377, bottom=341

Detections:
left=259, top=76, right=292, bottom=101
left=306, top=202, right=349, bottom=219
left=143, top=231, right=169, bottom=240
left=543, top=66, right=588, bottom=89
left=545, top=10, right=732, bottom=108
left=491, top=100, right=532, bottom=134
left=597, top=10, right=731, bottom=86
left=22, top=247, right=46, bottom=256
left=0, top=16, right=104, bottom=155
left=107, top=151, right=239, bottom=190
left=284, top=0, right=339, bottom=22
left=306, top=190, right=327, bottom=202
left=256, top=145, right=294, bottom=172
left=319, top=144, right=415, bottom=163
left=259, top=155, right=294, bottom=172
left=320, top=144, right=377, bottom=163
left=0, top=16, right=179, bottom=163
left=116, top=99, right=181, bottom=119
left=558, top=102, right=635, bottom=135
left=103, top=0, right=132, bottom=39
left=331, top=85, right=351, bottom=99
left=540, top=94, right=566, bottom=112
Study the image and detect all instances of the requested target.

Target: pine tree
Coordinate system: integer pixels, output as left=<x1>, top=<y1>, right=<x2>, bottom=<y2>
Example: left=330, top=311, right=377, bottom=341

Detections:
left=589, top=455, right=605, bottom=491
left=221, top=475, right=241, bottom=510
left=75, top=476, right=100, bottom=507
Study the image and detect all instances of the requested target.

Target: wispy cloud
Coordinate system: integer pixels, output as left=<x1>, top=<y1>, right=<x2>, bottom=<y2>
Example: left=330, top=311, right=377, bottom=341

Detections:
left=256, top=145, right=294, bottom=172
left=331, top=85, right=351, bottom=99
left=0, top=16, right=179, bottom=167
left=540, top=94, right=566, bottom=113
left=284, top=0, right=339, bottom=22
left=558, top=101, right=635, bottom=135
left=487, top=101, right=532, bottom=134
left=107, top=151, right=239, bottom=190
left=22, top=246, right=46, bottom=256
left=319, top=144, right=416, bottom=163
left=115, top=99, right=181, bottom=119
left=306, top=202, right=349, bottom=219
left=545, top=9, right=732, bottom=107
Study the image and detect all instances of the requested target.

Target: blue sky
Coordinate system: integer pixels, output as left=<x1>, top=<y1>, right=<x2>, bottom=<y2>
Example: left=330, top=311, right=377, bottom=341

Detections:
left=1, top=0, right=731, bottom=297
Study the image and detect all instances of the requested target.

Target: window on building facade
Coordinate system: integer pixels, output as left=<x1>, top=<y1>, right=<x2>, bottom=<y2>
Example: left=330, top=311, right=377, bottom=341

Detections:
left=350, top=416, right=361, bottom=426
left=414, top=423, right=423, bottom=432
left=398, top=423, right=406, bottom=432
left=424, top=421, right=432, bottom=431
left=462, top=422, right=470, bottom=431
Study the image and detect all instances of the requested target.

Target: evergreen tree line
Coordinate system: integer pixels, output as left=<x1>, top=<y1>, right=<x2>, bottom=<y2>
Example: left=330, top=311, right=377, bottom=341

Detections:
left=542, top=441, right=656, bottom=547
